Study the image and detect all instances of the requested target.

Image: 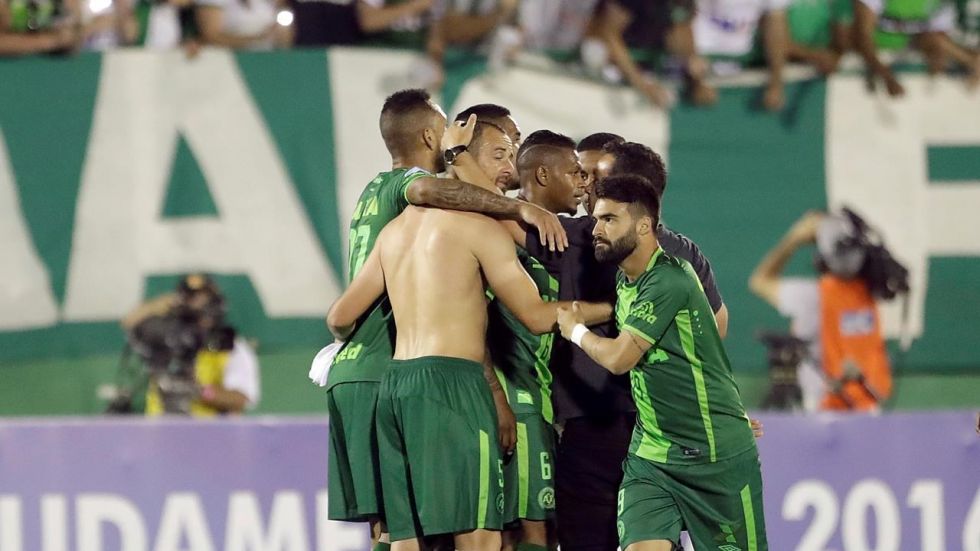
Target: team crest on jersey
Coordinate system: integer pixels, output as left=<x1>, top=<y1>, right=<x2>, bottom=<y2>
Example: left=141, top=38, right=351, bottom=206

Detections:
left=631, top=301, right=657, bottom=325
left=538, top=487, right=555, bottom=510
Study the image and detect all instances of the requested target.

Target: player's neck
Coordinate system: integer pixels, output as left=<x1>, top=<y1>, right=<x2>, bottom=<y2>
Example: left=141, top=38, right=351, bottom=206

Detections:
left=620, top=238, right=661, bottom=282
left=517, top=187, right=552, bottom=213
left=391, top=152, right=438, bottom=174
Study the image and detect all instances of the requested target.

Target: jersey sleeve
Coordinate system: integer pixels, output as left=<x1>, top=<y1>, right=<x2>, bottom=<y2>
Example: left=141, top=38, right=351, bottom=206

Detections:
left=658, top=226, right=724, bottom=313
left=622, top=269, right=689, bottom=347
left=391, top=167, right=430, bottom=210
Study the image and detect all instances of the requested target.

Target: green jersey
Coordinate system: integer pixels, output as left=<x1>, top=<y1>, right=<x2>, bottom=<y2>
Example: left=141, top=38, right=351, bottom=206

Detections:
left=326, top=167, right=430, bottom=389
left=487, top=249, right=559, bottom=423
left=616, top=248, right=754, bottom=465
left=7, top=0, right=59, bottom=32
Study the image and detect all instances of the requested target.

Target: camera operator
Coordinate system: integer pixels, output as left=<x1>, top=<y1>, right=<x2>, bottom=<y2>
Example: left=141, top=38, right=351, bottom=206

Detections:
left=750, top=210, right=894, bottom=412
left=121, top=274, right=261, bottom=416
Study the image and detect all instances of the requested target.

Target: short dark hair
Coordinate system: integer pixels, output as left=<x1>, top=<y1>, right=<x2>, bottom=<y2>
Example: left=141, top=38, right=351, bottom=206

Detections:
left=577, top=132, right=625, bottom=152
left=594, top=174, right=661, bottom=226
left=470, top=120, right=509, bottom=154
left=604, top=141, right=667, bottom=198
left=454, top=103, right=511, bottom=123
left=379, top=89, right=438, bottom=154
left=517, top=130, right=576, bottom=173
left=518, top=130, right=576, bottom=158
left=381, top=88, right=432, bottom=119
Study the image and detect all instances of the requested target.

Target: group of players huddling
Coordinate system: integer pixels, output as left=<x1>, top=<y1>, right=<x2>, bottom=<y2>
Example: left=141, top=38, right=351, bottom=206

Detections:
left=325, top=89, right=767, bottom=551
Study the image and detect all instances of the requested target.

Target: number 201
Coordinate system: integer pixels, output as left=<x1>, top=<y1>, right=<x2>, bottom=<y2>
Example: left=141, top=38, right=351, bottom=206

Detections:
left=783, top=479, right=980, bottom=551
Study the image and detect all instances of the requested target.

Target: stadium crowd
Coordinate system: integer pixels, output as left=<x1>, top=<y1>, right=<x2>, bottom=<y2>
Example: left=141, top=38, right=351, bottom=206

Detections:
left=2, top=0, right=978, bottom=110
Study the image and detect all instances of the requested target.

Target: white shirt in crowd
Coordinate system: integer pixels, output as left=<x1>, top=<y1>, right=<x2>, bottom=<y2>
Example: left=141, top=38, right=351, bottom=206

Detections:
left=143, top=0, right=278, bottom=49
left=223, top=337, right=262, bottom=409
left=776, top=277, right=825, bottom=412
left=693, top=0, right=791, bottom=56
left=518, top=0, right=599, bottom=52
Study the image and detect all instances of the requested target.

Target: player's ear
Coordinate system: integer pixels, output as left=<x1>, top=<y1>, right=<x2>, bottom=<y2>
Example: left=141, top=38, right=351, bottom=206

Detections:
left=422, top=128, right=437, bottom=151
left=637, top=215, right=652, bottom=236
left=536, top=165, right=548, bottom=186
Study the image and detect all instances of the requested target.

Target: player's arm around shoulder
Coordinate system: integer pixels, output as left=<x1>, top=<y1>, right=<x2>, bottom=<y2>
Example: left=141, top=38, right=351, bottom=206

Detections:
left=326, top=245, right=386, bottom=340
left=474, top=221, right=558, bottom=335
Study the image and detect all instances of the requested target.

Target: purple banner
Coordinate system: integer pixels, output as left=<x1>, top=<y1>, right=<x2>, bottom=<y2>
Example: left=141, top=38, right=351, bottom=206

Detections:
left=0, top=412, right=977, bottom=550
left=755, top=412, right=980, bottom=551
left=0, top=417, right=368, bottom=551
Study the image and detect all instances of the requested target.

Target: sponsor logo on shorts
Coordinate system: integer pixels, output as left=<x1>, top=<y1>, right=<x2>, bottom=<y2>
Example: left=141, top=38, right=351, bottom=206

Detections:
left=537, top=487, right=555, bottom=510
left=617, top=520, right=625, bottom=540
left=496, top=493, right=505, bottom=514
left=718, top=546, right=742, bottom=551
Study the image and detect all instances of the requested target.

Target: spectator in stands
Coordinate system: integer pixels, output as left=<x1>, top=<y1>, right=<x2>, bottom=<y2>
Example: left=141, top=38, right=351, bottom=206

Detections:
left=691, top=0, right=793, bottom=111
left=76, top=0, right=138, bottom=50
left=854, top=0, right=980, bottom=95
left=749, top=211, right=893, bottom=412
left=0, top=0, right=82, bottom=54
left=359, top=0, right=517, bottom=89
left=193, top=0, right=286, bottom=49
left=287, top=0, right=433, bottom=47
left=585, top=0, right=716, bottom=107
left=129, top=0, right=192, bottom=48
left=784, top=0, right=852, bottom=74
left=123, top=274, right=261, bottom=417
left=516, top=0, right=598, bottom=55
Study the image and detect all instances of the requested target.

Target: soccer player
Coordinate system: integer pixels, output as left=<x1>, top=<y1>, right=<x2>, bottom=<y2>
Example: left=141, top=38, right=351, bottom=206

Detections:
left=453, top=103, right=523, bottom=192
left=325, top=88, right=566, bottom=549
left=509, top=135, right=733, bottom=551
left=326, top=167, right=611, bottom=551
left=557, top=174, right=766, bottom=551
left=487, top=130, right=586, bottom=551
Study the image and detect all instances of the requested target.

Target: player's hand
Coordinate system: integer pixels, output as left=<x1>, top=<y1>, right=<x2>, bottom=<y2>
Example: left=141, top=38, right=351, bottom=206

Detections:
left=442, top=113, right=476, bottom=151
left=763, top=82, right=785, bottom=112
left=750, top=418, right=764, bottom=439
left=494, top=398, right=517, bottom=454
left=557, top=302, right=585, bottom=340
left=519, top=202, right=567, bottom=252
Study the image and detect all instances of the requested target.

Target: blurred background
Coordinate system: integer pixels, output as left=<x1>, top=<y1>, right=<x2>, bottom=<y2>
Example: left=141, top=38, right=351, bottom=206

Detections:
left=0, top=0, right=978, bottom=548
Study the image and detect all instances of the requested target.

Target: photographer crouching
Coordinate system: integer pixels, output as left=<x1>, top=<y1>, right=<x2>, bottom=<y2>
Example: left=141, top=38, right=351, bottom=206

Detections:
left=119, top=274, right=261, bottom=416
left=750, top=209, right=908, bottom=413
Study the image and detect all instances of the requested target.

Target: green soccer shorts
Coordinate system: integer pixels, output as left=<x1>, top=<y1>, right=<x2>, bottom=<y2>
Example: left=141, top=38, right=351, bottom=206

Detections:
left=617, top=448, right=768, bottom=551
left=376, top=356, right=505, bottom=541
left=502, top=413, right=557, bottom=524
left=326, top=381, right=383, bottom=522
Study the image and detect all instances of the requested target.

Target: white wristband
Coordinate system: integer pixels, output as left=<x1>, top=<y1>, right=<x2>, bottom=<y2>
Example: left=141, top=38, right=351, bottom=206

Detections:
left=570, top=324, right=590, bottom=348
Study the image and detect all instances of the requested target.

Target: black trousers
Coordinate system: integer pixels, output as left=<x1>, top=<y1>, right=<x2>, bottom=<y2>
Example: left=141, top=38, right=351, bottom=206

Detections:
left=555, top=413, right=636, bottom=551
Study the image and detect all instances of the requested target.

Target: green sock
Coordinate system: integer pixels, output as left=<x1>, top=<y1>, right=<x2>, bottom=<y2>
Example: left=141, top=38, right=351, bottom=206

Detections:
left=516, top=543, right=548, bottom=551
left=372, top=542, right=391, bottom=551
